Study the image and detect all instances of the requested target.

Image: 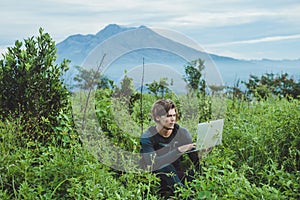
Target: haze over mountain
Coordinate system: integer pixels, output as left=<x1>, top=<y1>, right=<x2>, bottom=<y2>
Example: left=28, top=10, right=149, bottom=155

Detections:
left=56, top=24, right=300, bottom=90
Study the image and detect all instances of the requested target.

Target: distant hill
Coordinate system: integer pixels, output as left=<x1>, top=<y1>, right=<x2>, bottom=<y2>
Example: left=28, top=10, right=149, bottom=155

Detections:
left=56, top=24, right=300, bottom=89
left=56, top=24, right=137, bottom=65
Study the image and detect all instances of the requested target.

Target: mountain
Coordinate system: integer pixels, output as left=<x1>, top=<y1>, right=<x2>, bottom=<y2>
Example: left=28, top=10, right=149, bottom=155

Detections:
left=56, top=24, right=138, bottom=65
left=56, top=24, right=300, bottom=89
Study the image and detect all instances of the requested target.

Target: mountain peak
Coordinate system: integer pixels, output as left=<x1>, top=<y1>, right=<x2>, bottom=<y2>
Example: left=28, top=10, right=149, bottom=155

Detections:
left=96, top=24, right=147, bottom=37
left=102, top=24, right=124, bottom=31
left=57, top=24, right=300, bottom=86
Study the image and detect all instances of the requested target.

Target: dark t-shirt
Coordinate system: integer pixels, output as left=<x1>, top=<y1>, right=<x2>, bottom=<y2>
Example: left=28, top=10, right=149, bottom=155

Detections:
left=140, top=124, right=199, bottom=171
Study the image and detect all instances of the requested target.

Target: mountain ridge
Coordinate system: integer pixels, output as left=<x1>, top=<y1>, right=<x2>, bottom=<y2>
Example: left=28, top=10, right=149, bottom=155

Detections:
left=56, top=24, right=300, bottom=87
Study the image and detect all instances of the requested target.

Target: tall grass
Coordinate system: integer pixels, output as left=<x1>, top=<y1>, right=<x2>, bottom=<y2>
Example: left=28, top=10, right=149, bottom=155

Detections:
left=175, top=97, right=299, bottom=199
left=0, top=96, right=299, bottom=199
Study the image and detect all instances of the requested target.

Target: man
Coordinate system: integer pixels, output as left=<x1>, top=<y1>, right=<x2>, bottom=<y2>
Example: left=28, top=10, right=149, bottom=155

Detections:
left=140, top=99, right=200, bottom=199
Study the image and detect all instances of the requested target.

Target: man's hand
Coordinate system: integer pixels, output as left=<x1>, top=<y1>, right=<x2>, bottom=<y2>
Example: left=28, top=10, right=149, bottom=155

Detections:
left=178, top=143, right=197, bottom=153
left=198, top=147, right=213, bottom=157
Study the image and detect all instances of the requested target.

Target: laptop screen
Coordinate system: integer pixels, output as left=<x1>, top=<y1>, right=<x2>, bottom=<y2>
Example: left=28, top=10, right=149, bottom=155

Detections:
left=196, top=119, right=224, bottom=150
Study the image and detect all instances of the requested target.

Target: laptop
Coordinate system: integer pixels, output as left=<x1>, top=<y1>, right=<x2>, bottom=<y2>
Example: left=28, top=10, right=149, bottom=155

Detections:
left=186, top=119, right=224, bottom=153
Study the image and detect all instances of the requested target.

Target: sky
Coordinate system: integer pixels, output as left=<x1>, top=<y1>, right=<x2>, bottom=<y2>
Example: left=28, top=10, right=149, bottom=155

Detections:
left=1, top=0, right=300, bottom=60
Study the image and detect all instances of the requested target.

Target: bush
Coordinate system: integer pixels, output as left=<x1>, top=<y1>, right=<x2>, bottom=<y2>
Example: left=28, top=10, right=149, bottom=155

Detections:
left=0, top=28, right=71, bottom=144
left=0, top=119, right=160, bottom=199
left=174, top=97, right=299, bottom=199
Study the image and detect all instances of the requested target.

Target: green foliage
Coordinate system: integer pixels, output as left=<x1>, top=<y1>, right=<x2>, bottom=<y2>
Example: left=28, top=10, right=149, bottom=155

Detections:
left=0, top=28, right=71, bottom=144
left=73, top=65, right=102, bottom=90
left=182, top=58, right=213, bottom=123
left=243, top=73, right=300, bottom=99
left=0, top=119, right=160, bottom=200
left=179, top=148, right=286, bottom=200
left=114, top=71, right=135, bottom=99
left=171, top=97, right=299, bottom=199
left=174, top=93, right=211, bottom=124
left=128, top=93, right=153, bottom=131
left=146, top=77, right=172, bottom=98
left=1, top=30, right=299, bottom=199
left=1, top=90, right=299, bottom=199
left=225, top=97, right=300, bottom=181
left=95, top=89, right=140, bottom=152
left=183, top=58, right=206, bottom=93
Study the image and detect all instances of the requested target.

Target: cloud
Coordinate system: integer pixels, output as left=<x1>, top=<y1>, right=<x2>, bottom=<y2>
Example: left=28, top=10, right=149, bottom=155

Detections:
left=206, top=34, right=300, bottom=47
left=1, top=0, right=300, bottom=59
left=2, top=1, right=299, bottom=29
left=2, top=1, right=300, bottom=33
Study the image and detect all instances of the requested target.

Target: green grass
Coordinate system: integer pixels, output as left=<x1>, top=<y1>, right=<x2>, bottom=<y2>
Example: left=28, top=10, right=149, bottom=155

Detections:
left=0, top=96, right=299, bottom=199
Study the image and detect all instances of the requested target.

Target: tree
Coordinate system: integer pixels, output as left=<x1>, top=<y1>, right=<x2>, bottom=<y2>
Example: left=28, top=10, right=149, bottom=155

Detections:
left=183, top=58, right=206, bottom=94
left=73, top=64, right=113, bottom=91
left=98, top=76, right=114, bottom=90
left=74, top=66, right=101, bottom=90
left=114, top=70, right=135, bottom=99
left=183, top=59, right=211, bottom=122
left=243, top=73, right=300, bottom=99
left=146, top=77, right=171, bottom=98
left=0, top=28, right=71, bottom=137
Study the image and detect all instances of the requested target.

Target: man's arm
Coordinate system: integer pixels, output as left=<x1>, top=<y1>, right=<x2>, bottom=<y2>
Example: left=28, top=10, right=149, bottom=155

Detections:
left=179, top=128, right=201, bottom=169
left=140, top=137, right=183, bottom=171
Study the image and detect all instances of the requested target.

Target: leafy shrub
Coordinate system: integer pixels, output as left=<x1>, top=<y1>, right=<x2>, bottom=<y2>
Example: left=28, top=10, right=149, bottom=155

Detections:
left=0, top=28, right=71, bottom=145
left=0, top=119, right=160, bottom=200
left=1, top=31, right=299, bottom=199
left=94, top=89, right=140, bottom=152
left=171, top=97, right=299, bottom=199
left=1, top=91, right=299, bottom=199
left=178, top=147, right=286, bottom=200
left=210, top=97, right=299, bottom=199
left=243, top=73, right=300, bottom=99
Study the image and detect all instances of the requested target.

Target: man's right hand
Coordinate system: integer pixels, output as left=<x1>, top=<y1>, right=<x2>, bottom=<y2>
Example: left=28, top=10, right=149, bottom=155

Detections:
left=178, top=143, right=197, bottom=153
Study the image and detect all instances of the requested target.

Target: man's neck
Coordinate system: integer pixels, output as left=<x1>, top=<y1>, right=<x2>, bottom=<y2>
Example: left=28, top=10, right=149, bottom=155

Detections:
left=156, top=126, right=173, bottom=138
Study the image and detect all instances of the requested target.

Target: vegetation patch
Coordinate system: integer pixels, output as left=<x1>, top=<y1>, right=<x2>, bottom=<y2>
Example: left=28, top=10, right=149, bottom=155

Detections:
left=0, top=29, right=299, bottom=199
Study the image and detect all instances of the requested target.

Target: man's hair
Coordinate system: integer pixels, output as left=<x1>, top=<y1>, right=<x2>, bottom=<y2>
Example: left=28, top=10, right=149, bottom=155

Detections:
left=151, top=99, right=178, bottom=122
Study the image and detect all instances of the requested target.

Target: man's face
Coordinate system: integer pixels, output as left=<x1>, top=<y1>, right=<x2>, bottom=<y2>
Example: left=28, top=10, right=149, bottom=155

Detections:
left=158, top=108, right=177, bottom=130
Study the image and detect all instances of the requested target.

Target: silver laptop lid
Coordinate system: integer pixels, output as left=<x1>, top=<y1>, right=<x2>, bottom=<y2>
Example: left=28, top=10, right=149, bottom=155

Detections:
left=196, top=119, right=224, bottom=150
